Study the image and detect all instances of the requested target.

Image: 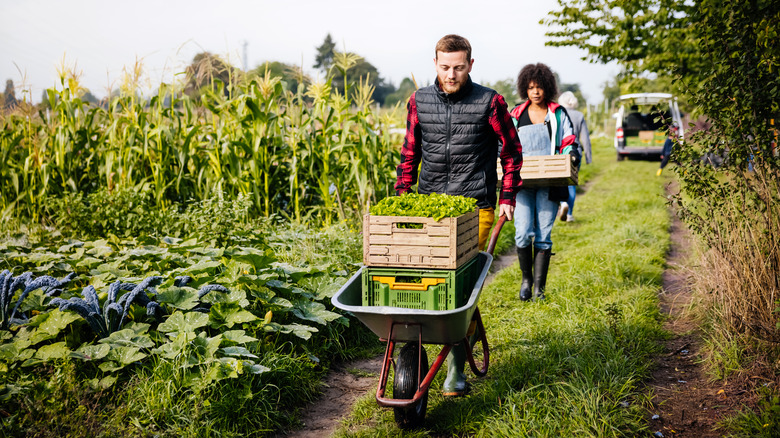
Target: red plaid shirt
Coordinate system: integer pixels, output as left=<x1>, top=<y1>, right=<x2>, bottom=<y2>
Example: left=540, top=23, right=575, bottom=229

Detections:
left=394, top=90, right=524, bottom=206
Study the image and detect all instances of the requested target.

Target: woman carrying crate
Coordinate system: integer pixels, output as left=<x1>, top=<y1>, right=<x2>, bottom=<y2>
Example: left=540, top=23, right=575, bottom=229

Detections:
left=509, top=63, right=581, bottom=301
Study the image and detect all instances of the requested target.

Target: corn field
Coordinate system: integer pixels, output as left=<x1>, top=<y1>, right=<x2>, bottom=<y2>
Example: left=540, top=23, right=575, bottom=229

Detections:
left=0, top=63, right=402, bottom=226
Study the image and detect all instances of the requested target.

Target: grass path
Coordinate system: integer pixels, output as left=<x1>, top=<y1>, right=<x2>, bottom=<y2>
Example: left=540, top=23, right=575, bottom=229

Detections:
left=336, top=138, right=673, bottom=437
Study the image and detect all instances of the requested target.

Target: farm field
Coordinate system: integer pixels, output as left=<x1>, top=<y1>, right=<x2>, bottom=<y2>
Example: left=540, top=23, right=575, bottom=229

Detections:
left=2, top=124, right=776, bottom=437
left=5, top=1, right=778, bottom=436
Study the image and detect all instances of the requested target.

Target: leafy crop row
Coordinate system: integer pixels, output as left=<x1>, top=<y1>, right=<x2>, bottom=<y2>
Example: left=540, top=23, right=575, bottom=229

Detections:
left=0, top=224, right=374, bottom=434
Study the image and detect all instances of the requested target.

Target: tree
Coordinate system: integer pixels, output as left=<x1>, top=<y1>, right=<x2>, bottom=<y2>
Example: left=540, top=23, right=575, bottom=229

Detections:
left=601, top=77, right=621, bottom=108
left=384, top=77, right=417, bottom=107
left=557, top=76, right=586, bottom=107
left=329, top=52, right=395, bottom=105
left=183, top=52, right=241, bottom=99
left=670, top=0, right=780, bottom=343
left=313, top=33, right=336, bottom=74
left=483, top=79, right=518, bottom=105
left=250, top=61, right=309, bottom=94
left=543, top=0, right=704, bottom=86
left=3, top=79, right=17, bottom=111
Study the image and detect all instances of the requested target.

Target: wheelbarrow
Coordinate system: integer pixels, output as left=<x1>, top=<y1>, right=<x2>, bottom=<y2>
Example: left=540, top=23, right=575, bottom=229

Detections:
left=331, top=215, right=507, bottom=428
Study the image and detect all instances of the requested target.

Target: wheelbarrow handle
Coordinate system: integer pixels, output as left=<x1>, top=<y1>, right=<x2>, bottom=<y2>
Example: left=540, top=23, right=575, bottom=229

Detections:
left=485, top=214, right=507, bottom=256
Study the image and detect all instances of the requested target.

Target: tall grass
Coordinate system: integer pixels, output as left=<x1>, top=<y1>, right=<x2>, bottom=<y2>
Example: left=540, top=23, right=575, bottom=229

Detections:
left=336, top=138, right=670, bottom=436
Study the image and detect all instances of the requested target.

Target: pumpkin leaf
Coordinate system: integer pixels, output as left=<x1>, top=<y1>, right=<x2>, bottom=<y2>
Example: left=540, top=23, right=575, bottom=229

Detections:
left=72, top=343, right=111, bottom=361
left=156, top=286, right=199, bottom=310
left=98, top=329, right=154, bottom=349
left=208, top=302, right=258, bottom=329
left=291, top=301, right=341, bottom=325
left=221, top=330, right=257, bottom=345
left=264, top=322, right=318, bottom=340
left=220, top=346, right=258, bottom=358
left=35, top=342, right=71, bottom=361
left=157, top=311, right=209, bottom=334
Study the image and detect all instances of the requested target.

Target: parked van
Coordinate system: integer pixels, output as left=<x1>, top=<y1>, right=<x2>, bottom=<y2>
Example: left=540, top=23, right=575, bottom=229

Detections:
left=614, top=93, right=684, bottom=161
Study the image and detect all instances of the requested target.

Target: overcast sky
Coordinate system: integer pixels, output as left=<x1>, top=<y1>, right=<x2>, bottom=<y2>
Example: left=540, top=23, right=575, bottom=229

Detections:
left=1, top=0, right=618, bottom=105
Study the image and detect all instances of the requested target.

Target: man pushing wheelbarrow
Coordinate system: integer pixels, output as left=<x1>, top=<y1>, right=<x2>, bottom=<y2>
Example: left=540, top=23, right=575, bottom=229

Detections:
left=393, top=34, right=524, bottom=397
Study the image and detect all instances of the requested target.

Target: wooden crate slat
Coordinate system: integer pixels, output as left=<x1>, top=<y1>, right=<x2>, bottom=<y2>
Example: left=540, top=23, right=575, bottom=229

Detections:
left=520, top=155, right=578, bottom=187
left=363, top=209, right=479, bottom=269
left=367, top=245, right=454, bottom=257
left=368, top=235, right=452, bottom=246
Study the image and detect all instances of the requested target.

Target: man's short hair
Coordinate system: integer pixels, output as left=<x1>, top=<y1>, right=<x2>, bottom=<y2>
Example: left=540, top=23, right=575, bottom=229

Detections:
left=435, top=34, right=472, bottom=61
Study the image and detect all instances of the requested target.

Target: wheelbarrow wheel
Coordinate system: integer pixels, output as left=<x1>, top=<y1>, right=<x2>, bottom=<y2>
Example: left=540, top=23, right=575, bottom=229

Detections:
left=393, top=342, right=429, bottom=429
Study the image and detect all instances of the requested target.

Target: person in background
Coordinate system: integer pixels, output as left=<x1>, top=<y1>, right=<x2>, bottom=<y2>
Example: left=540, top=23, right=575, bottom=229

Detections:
left=509, top=63, right=580, bottom=302
left=657, top=124, right=679, bottom=175
left=557, top=91, right=592, bottom=222
left=395, top=34, right=524, bottom=397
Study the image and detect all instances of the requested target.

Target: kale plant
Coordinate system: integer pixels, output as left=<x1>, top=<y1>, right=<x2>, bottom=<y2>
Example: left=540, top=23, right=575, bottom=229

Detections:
left=1, top=270, right=76, bottom=330
left=50, top=276, right=163, bottom=338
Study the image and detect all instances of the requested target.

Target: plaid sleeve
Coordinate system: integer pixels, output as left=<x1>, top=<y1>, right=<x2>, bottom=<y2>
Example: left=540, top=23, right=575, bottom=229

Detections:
left=490, top=94, right=523, bottom=207
left=394, top=92, right=422, bottom=195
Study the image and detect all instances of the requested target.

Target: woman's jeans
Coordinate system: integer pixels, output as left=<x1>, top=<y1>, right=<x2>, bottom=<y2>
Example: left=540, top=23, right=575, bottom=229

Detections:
left=566, top=161, right=582, bottom=215
left=567, top=185, right=577, bottom=215
left=514, top=187, right=558, bottom=250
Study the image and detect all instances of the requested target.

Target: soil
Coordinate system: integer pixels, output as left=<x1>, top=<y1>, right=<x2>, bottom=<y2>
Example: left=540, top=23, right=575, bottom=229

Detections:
left=273, top=356, right=383, bottom=438
left=644, top=183, right=759, bottom=437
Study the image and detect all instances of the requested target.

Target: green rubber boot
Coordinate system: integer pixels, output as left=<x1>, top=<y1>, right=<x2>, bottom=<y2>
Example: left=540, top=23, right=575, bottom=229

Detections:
left=442, top=343, right=468, bottom=397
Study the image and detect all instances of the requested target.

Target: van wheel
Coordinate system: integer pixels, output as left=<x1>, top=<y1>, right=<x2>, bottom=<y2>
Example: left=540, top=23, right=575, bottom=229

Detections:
left=617, top=154, right=625, bottom=161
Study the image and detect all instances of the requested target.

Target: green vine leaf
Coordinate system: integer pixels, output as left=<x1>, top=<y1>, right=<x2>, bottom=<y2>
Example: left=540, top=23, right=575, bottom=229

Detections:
left=156, top=286, right=199, bottom=310
left=157, top=311, right=209, bottom=334
left=72, top=343, right=111, bottom=361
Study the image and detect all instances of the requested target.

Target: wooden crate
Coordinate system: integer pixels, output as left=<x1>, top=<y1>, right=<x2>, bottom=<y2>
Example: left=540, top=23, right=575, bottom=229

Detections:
left=363, top=209, right=479, bottom=269
left=520, top=154, right=578, bottom=187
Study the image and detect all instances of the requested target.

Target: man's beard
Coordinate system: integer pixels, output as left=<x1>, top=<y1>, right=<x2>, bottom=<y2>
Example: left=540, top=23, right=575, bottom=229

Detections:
left=440, top=80, right=463, bottom=94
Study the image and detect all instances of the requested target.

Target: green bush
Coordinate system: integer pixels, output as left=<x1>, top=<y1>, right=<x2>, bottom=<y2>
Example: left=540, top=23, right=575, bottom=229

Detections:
left=46, top=188, right=263, bottom=246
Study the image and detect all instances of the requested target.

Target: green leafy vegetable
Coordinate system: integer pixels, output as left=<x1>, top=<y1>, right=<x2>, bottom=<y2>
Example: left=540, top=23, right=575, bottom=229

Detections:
left=369, top=193, right=477, bottom=221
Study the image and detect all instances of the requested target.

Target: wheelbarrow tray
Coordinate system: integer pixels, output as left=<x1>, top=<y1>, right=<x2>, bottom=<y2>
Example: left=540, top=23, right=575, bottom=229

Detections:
left=332, top=252, right=493, bottom=345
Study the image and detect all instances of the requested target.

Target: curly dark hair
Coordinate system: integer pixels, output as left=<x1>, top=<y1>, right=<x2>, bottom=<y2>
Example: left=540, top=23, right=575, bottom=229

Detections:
left=516, top=63, right=558, bottom=103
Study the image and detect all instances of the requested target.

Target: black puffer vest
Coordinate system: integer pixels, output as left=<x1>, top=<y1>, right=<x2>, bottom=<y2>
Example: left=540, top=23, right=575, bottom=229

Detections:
left=414, top=77, right=499, bottom=209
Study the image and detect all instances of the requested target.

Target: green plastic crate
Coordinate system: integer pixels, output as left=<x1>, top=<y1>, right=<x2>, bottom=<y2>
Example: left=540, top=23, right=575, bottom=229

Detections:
left=361, top=256, right=479, bottom=310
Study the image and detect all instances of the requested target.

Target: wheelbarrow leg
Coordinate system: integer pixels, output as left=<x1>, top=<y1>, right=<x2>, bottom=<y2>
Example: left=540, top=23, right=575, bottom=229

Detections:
left=465, top=307, right=489, bottom=377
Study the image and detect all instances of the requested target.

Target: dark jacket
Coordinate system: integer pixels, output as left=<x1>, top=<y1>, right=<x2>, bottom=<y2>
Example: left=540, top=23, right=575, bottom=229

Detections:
left=395, top=77, right=524, bottom=208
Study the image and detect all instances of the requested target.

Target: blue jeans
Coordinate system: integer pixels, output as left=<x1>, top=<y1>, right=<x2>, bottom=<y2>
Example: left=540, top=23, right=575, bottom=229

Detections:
left=566, top=161, right=581, bottom=214
left=514, top=187, right=558, bottom=250
left=567, top=186, right=576, bottom=215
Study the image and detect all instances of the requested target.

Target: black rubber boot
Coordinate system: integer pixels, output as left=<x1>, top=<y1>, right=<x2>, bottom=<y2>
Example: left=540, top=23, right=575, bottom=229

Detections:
left=516, top=246, right=533, bottom=301
left=533, top=247, right=552, bottom=301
